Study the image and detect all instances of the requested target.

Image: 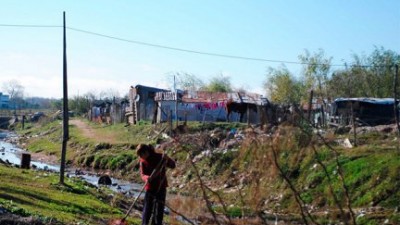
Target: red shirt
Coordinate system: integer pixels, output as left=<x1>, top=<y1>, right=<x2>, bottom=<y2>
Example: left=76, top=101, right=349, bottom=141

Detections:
left=139, top=153, right=176, bottom=191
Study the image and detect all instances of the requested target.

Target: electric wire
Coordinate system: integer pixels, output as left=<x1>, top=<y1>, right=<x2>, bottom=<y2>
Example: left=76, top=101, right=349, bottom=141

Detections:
left=0, top=23, right=395, bottom=68
left=0, top=24, right=61, bottom=28
left=67, top=26, right=306, bottom=65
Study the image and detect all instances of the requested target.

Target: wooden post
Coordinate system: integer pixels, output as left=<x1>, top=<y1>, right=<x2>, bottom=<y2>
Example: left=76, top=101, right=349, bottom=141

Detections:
left=351, top=101, right=357, bottom=147
left=184, top=111, right=187, bottom=126
left=21, top=114, right=25, bottom=130
left=247, top=104, right=250, bottom=127
left=321, top=104, right=325, bottom=128
left=308, top=90, right=314, bottom=124
left=394, top=64, right=400, bottom=136
left=169, top=110, right=173, bottom=135
left=21, top=153, right=31, bottom=169
left=60, top=11, right=69, bottom=184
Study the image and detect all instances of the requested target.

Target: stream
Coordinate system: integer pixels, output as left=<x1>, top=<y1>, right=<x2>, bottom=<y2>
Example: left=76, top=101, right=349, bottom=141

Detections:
left=0, top=131, right=287, bottom=224
left=0, top=130, right=142, bottom=197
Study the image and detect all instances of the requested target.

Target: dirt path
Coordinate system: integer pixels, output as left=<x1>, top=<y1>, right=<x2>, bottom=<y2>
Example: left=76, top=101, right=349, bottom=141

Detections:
left=70, top=119, right=118, bottom=144
left=28, top=119, right=117, bottom=165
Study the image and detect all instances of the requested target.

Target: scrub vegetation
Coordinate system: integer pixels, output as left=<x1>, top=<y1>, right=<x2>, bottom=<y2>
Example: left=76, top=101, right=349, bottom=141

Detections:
left=2, top=117, right=400, bottom=224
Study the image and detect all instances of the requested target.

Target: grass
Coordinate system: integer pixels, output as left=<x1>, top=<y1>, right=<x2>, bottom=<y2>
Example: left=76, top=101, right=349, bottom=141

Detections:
left=0, top=164, right=141, bottom=224
left=11, top=117, right=400, bottom=224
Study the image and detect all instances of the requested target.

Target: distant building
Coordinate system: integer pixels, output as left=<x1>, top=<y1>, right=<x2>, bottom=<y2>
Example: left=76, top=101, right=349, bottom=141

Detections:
left=0, top=92, right=9, bottom=109
left=330, top=98, right=399, bottom=126
left=126, top=85, right=168, bottom=124
left=126, top=84, right=270, bottom=125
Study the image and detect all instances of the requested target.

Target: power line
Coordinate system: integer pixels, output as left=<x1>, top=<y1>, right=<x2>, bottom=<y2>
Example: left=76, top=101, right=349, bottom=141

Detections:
left=67, top=26, right=346, bottom=67
left=0, top=23, right=394, bottom=68
left=67, top=26, right=307, bottom=65
left=0, top=24, right=61, bottom=28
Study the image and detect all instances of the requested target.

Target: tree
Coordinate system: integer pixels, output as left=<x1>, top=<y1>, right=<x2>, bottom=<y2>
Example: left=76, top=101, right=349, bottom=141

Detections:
left=1, top=79, right=25, bottom=110
left=298, top=49, right=332, bottom=99
left=264, top=66, right=303, bottom=104
left=203, top=74, right=232, bottom=92
left=99, top=88, right=120, bottom=100
left=69, top=95, right=91, bottom=115
left=50, top=99, right=63, bottom=111
left=166, top=72, right=205, bottom=91
left=364, top=47, right=400, bottom=97
left=326, top=47, right=400, bottom=99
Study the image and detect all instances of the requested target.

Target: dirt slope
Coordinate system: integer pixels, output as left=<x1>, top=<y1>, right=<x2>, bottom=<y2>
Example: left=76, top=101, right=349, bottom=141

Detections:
left=70, top=119, right=118, bottom=144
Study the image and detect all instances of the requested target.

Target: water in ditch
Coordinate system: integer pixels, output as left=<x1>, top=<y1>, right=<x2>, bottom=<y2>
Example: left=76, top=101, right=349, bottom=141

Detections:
left=0, top=130, right=142, bottom=197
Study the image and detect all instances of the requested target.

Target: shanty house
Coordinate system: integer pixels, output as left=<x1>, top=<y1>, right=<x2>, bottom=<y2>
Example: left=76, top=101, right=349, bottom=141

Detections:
left=300, top=98, right=331, bottom=127
left=126, top=85, right=168, bottom=124
left=155, top=90, right=269, bottom=123
left=155, top=91, right=230, bottom=123
left=126, top=84, right=270, bottom=124
left=89, top=99, right=128, bottom=124
left=330, top=98, right=399, bottom=126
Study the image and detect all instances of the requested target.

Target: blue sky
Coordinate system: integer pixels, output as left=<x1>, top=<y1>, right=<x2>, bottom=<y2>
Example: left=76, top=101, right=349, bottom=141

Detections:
left=1, top=1, right=399, bottom=98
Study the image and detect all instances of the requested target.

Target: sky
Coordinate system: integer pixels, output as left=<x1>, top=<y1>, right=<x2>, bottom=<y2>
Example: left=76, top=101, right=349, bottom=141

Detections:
left=0, top=1, right=399, bottom=99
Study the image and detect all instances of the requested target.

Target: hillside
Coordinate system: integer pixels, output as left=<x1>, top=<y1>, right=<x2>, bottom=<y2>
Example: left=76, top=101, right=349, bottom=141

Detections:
left=3, top=117, right=400, bottom=224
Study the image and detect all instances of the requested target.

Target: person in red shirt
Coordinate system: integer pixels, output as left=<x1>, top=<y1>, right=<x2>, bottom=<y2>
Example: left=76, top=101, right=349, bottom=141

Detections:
left=136, top=144, right=176, bottom=225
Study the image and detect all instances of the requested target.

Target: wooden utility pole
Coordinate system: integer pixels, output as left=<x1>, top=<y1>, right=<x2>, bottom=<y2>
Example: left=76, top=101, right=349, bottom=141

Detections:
left=174, top=75, right=178, bottom=128
left=394, top=64, right=400, bottom=135
left=60, top=11, right=69, bottom=184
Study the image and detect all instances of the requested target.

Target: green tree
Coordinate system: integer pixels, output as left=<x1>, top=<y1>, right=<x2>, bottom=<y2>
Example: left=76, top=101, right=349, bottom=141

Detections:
left=203, top=74, right=232, bottom=92
left=166, top=72, right=205, bottom=91
left=69, top=95, right=91, bottom=115
left=327, top=47, right=400, bottom=99
left=327, top=69, right=355, bottom=98
left=298, top=49, right=332, bottom=99
left=264, top=66, right=303, bottom=104
left=364, top=47, right=400, bottom=97
left=50, top=99, right=63, bottom=111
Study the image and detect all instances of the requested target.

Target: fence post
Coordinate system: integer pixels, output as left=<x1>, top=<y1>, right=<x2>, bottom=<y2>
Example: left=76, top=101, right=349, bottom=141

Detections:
left=351, top=101, right=357, bottom=147
left=21, top=153, right=31, bottom=169
left=394, top=64, right=399, bottom=136
left=308, top=90, right=314, bottom=124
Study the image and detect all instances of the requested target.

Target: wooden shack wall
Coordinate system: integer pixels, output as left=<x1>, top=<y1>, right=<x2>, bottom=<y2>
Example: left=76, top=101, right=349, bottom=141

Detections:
left=157, top=102, right=261, bottom=123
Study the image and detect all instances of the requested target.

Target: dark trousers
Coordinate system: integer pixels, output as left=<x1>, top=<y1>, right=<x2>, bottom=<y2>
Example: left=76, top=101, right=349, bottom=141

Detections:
left=142, top=188, right=166, bottom=225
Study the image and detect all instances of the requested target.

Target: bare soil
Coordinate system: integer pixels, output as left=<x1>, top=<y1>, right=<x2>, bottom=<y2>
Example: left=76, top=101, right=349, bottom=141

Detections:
left=70, top=119, right=118, bottom=144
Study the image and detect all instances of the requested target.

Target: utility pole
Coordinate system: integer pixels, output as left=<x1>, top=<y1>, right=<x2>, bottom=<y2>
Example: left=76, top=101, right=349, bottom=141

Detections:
left=60, top=11, right=69, bottom=184
left=174, top=75, right=178, bottom=128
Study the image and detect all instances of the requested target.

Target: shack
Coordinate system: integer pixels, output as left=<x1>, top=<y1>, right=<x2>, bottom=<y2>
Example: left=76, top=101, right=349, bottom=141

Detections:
left=330, top=98, right=399, bottom=126
left=300, top=98, right=331, bottom=127
left=125, top=84, right=270, bottom=125
left=155, top=90, right=269, bottom=124
left=126, top=85, right=168, bottom=124
left=89, top=99, right=128, bottom=124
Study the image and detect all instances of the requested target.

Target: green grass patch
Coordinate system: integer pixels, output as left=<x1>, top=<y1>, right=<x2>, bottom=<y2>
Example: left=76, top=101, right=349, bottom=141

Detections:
left=0, top=164, right=141, bottom=224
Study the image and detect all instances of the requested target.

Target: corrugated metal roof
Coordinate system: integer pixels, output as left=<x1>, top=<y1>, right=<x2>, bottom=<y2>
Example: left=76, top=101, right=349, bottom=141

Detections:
left=181, top=91, right=268, bottom=105
left=134, top=84, right=168, bottom=93
left=155, top=90, right=269, bottom=105
left=182, top=91, right=229, bottom=103
left=334, top=98, right=396, bottom=105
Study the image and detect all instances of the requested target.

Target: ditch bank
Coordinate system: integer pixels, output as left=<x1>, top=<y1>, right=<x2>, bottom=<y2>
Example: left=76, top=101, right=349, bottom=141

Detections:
left=0, top=130, right=143, bottom=196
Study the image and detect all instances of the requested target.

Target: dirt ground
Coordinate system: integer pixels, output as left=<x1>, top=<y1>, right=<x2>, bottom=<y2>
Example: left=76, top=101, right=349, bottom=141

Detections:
left=69, top=119, right=118, bottom=144
left=26, top=119, right=116, bottom=166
